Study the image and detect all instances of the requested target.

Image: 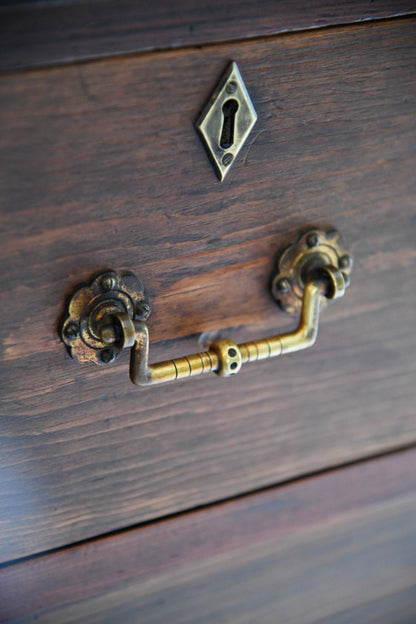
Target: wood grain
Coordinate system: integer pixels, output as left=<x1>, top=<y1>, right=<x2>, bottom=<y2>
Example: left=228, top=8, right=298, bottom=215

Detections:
left=1, top=448, right=416, bottom=623
left=1, top=0, right=415, bottom=71
left=1, top=18, right=416, bottom=562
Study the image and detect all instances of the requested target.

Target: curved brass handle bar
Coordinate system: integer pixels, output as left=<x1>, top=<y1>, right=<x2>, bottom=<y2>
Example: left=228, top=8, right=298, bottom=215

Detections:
left=60, top=228, right=352, bottom=381
left=128, top=275, right=336, bottom=387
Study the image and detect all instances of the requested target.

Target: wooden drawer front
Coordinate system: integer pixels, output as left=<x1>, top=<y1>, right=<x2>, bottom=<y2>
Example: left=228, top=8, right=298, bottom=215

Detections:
left=2, top=449, right=416, bottom=622
left=1, top=18, right=415, bottom=563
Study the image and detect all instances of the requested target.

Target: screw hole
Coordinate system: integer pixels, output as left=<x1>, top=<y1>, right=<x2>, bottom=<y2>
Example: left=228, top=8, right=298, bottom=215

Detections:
left=228, top=347, right=237, bottom=357
left=230, top=362, right=238, bottom=370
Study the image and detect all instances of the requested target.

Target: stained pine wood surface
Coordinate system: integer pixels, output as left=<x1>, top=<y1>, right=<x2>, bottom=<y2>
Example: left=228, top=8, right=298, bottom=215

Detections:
left=1, top=448, right=415, bottom=623
left=1, top=0, right=415, bottom=71
left=1, top=18, right=416, bottom=563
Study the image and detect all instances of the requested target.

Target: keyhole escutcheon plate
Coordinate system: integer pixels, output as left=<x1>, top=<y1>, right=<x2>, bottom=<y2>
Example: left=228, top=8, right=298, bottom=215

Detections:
left=195, top=61, right=257, bottom=181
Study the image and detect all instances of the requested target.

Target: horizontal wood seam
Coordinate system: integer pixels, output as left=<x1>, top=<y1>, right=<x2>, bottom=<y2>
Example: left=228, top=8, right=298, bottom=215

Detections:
left=1, top=440, right=415, bottom=571
left=1, top=12, right=415, bottom=76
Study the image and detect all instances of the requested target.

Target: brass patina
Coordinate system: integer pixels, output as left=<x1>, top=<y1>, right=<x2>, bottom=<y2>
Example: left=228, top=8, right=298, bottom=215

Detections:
left=61, top=269, right=151, bottom=365
left=61, top=228, right=351, bottom=386
left=271, top=227, right=352, bottom=315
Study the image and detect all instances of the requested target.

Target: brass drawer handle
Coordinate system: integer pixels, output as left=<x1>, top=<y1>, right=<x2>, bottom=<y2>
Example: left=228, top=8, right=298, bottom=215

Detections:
left=61, top=228, right=352, bottom=386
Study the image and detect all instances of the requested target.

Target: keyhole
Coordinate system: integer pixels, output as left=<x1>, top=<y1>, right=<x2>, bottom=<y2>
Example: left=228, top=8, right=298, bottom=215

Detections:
left=220, top=99, right=239, bottom=149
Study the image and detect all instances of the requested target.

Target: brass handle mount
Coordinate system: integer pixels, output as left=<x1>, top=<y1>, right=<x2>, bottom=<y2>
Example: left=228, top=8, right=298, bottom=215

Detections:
left=61, top=228, right=352, bottom=386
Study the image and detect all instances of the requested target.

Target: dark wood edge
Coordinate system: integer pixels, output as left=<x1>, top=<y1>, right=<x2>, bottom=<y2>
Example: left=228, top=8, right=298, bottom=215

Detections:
left=1, top=0, right=416, bottom=72
left=1, top=447, right=415, bottom=621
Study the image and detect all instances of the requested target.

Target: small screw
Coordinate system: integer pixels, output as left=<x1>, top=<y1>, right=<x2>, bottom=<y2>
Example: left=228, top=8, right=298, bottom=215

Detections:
left=306, top=232, right=320, bottom=248
left=135, top=302, right=151, bottom=319
left=339, top=254, right=353, bottom=270
left=101, top=275, right=116, bottom=292
left=276, top=278, right=291, bottom=294
left=226, top=81, right=238, bottom=94
left=222, top=153, right=233, bottom=167
left=99, top=348, right=116, bottom=364
left=228, top=348, right=237, bottom=357
left=64, top=322, right=79, bottom=340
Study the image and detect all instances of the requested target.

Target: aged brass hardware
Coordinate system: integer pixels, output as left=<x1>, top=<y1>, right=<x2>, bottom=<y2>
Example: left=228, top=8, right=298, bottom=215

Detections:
left=61, top=269, right=151, bottom=365
left=195, top=61, right=257, bottom=181
left=61, top=228, right=351, bottom=386
left=271, top=227, right=352, bottom=314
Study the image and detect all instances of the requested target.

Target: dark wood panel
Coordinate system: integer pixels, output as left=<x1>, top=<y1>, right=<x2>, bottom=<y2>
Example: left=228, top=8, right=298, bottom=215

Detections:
left=1, top=448, right=416, bottom=623
left=1, top=19, right=416, bottom=562
left=1, top=0, right=415, bottom=71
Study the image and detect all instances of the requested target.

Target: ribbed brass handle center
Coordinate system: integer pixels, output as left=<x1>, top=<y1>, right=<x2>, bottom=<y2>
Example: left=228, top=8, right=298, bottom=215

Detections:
left=61, top=228, right=352, bottom=387
left=127, top=276, right=336, bottom=386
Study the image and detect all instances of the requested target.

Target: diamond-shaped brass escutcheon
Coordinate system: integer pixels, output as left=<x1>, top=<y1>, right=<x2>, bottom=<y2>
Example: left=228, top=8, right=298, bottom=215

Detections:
left=195, top=61, right=257, bottom=181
